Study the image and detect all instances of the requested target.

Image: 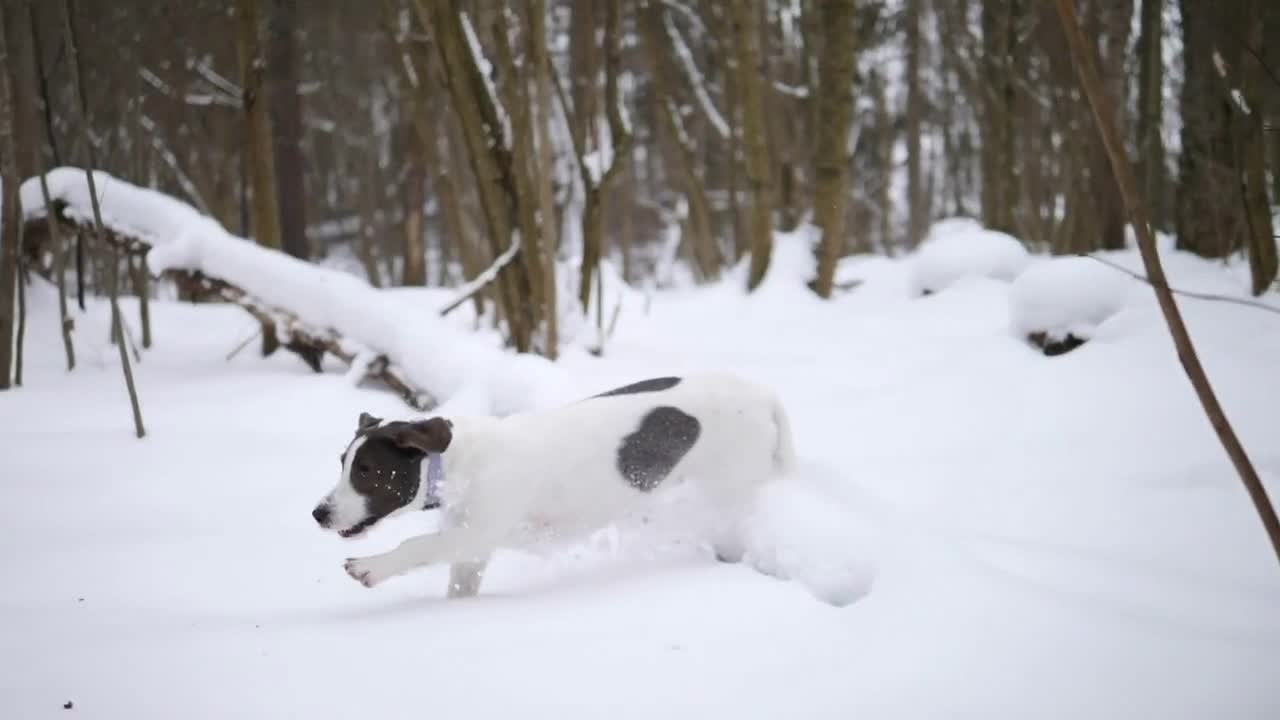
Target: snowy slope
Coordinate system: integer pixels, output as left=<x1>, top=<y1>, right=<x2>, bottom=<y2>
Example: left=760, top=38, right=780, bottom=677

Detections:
left=3, top=237, right=1280, bottom=719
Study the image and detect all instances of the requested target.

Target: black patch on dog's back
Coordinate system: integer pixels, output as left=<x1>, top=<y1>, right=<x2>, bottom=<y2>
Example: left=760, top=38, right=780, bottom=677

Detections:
left=593, top=376, right=682, bottom=398
left=617, top=406, right=701, bottom=492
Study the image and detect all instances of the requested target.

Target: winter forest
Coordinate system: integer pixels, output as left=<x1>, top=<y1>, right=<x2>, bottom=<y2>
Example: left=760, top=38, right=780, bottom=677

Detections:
left=2, top=0, right=1280, bottom=718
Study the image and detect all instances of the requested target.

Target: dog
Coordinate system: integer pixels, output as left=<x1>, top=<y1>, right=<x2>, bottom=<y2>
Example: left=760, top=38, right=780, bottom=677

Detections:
left=311, top=372, right=796, bottom=598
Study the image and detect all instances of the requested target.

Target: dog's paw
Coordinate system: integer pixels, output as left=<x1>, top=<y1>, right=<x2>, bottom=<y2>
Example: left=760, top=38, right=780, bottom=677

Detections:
left=343, top=556, right=391, bottom=588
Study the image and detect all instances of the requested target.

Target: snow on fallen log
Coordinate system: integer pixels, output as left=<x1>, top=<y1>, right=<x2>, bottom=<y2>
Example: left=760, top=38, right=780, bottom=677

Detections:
left=20, top=167, right=568, bottom=415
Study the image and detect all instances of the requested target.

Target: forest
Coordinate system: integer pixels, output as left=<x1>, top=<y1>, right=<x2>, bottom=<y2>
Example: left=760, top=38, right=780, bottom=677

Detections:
left=1, top=1, right=1279, bottom=718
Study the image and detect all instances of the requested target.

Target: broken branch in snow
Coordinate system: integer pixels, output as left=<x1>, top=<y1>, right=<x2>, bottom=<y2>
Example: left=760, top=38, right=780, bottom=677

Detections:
left=26, top=198, right=437, bottom=412
left=173, top=271, right=436, bottom=410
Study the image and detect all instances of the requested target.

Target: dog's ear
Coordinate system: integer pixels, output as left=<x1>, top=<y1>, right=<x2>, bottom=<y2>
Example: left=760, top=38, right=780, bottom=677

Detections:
left=392, top=417, right=453, bottom=454
left=357, top=412, right=382, bottom=431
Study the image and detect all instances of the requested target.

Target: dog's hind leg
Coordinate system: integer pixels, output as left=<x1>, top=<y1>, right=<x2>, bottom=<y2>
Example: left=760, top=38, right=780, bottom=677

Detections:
left=447, top=557, right=490, bottom=598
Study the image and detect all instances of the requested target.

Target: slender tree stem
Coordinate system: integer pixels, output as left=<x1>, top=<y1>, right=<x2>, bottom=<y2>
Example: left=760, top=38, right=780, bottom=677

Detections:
left=1056, top=0, right=1280, bottom=567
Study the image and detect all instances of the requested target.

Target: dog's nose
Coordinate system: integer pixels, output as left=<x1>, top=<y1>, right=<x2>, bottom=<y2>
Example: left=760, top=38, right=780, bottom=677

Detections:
left=312, top=505, right=331, bottom=527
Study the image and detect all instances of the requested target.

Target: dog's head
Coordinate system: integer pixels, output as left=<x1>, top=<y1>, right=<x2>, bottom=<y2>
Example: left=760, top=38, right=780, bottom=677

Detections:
left=311, top=412, right=453, bottom=539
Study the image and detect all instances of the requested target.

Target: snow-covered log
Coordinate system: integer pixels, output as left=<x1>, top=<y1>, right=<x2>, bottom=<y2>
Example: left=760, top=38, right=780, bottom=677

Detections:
left=19, top=168, right=566, bottom=414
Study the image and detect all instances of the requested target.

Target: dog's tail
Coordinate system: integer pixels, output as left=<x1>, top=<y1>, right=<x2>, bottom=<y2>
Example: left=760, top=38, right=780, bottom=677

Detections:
left=771, top=394, right=797, bottom=476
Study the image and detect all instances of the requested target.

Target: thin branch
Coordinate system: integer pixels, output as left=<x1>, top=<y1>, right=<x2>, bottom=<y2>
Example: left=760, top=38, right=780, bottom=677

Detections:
left=64, top=0, right=146, bottom=439
left=1056, top=0, right=1280, bottom=568
left=440, top=231, right=521, bottom=316
left=1082, top=254, right=1280, bottom=317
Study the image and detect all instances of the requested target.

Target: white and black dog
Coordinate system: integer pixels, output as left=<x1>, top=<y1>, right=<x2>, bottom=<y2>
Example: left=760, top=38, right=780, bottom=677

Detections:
left=311, top=372, right=795, bottom=597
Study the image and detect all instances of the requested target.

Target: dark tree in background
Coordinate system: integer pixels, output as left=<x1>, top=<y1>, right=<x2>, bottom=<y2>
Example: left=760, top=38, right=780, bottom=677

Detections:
left=2, top=0, right=1277, bottom=360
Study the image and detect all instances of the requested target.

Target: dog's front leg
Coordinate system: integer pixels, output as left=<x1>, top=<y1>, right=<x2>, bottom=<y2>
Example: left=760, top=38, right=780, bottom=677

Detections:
left=447, top=558, right=489, bottom=599
left=343, top=529, right=499, bottom=589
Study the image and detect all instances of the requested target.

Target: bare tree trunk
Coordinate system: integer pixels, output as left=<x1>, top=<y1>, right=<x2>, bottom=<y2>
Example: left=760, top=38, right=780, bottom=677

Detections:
left=732, top=0, right=774, bottom=290
left=810, top=0, right=857, bottom=298
left=642, top=1, right=719, bottom=282
left=1135, top=0, right=1166, bottom=230
left=237, top=0, right=283, bottom=250
left=905, top=0, right=926, bottom=248
left=1055, top=0, right=1280, bottom=568
left=266, top=0, right=309, bottom=260
left=64, top=0, right=145, bottom=438
left=980, top=0, right=1016, bottom=235
left=0, top=2, right=20, bottom=390
left=529, top=0, right=559, bottom=357
left=417, top=0, right=534, bottom=351
left=402, top=125, right=427, bottom=286
left=575, top=0, right=632, bottom=312
left=1239, top=0, right=1278, bottom=294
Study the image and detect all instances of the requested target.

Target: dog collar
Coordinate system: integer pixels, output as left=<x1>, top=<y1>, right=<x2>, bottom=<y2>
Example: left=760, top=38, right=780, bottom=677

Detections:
left=423, top=452, right=444, bottom=510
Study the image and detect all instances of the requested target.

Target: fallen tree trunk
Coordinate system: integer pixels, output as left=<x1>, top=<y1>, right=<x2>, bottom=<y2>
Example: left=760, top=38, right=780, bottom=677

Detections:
left=16, top=167, right=582, bottom=412
left=25, top=203, right=437, bottom=411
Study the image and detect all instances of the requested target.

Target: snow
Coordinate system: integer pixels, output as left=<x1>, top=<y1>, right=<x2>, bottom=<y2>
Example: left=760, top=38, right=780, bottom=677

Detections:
left=5, top=222, right=1280, bottom=717
left=1008, top=256, right=1137, bottom=341
left=20, top=168, right=570, bottom=415
left=909, top=217, right=1031, bottom=295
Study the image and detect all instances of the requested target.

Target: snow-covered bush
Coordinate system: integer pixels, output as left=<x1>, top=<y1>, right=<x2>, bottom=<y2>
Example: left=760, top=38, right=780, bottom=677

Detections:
left=909, top=218, right=1030, bottom=295
left=1008, top=255, right=1134, bottom=355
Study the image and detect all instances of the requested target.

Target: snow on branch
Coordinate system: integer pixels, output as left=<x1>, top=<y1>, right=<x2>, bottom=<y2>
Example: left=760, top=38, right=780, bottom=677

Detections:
left=20, top=168, right=566, bottom=414
left=663, top=11, right=729, bottom=139
left=460, top=11, right=512, bottom=150
left=440, top=231, right=521, bottom=316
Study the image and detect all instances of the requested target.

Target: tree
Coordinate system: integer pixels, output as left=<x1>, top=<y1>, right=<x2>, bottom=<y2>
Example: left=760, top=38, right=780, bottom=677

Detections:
left=237, top=0, right=283, bottom=251
left=0, top=0, right=20, bottom=390
left=266, top=0, right=310, bottom=260
left=810, top=0, right=857, bottom=298
left=1135, top=0, right=1167, bottom=229
left=905, top=0, right=926, bottom=248
left=731, top=0, right=774, bottom=290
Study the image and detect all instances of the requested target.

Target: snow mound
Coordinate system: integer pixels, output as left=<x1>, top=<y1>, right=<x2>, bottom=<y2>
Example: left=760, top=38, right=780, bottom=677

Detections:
left=741, top=469, right=879, bottom=607
left=1009, top=256, right=1135, bottom=343
left=910, top=217, right=1030, bottom=295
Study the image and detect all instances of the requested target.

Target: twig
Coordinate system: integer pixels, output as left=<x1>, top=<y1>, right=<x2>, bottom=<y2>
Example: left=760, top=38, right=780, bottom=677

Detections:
left=1081, top=254, right=1280, bottom=317
left=440, top=232, right=521, bottom=317
left=64, top=0, right=146, bottom=439
left=225, top=326, right=261, bottom=362
left=1056, top=0, right=1280, bottom=567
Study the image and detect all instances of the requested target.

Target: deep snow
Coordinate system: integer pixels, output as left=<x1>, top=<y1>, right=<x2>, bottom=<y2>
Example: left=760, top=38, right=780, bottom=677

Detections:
left=3, top=231, right=1280, bottom=719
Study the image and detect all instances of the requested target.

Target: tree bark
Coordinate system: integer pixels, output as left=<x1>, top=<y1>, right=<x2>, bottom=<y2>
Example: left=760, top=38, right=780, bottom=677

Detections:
left=266, top=0, right=309, bottom=260
left=237, top=0, right=283, bottom=251
left=575, top=0, right=632, bottom=312
left=529, top=0, right=559, bottom=357
left=416, top=0, right=534, bottom=351
left=731, top=0, right=774, bottom=290
left=1239, top=0, right=1278, bottom=294
left=1055, top=0, right=1280, bottom=569
left=0, top=2, right=20, bottom=390
left=810, top=0, right=857, bottom=298
left=1135, top=0, right=1166, bottom=230
left=905, top=0, right=926, bottom=248
left=1176, top=0, right=1241, bottom=258
left=980, top=0, right=1016, bottom=235
left=642, top=1, right=719, bottom=282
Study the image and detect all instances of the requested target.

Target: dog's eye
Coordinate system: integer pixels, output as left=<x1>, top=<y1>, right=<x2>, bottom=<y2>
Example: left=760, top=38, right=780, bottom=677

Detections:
left=356, top=464, right=370, bottom=475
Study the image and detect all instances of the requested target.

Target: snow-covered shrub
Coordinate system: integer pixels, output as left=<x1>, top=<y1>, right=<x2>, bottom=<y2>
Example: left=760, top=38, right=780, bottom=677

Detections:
left=1009, top=256, right=1134, bottom=355
left=909, top=218, right=1030, bottom=295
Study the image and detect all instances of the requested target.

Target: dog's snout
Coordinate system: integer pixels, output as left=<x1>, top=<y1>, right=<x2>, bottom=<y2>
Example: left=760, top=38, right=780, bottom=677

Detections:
left=312, top=505, right=332, bottom=527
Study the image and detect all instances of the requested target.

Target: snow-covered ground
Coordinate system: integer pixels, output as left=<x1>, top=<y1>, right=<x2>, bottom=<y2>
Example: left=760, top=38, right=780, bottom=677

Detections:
left=3, top=232, right=1280, bottom=719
